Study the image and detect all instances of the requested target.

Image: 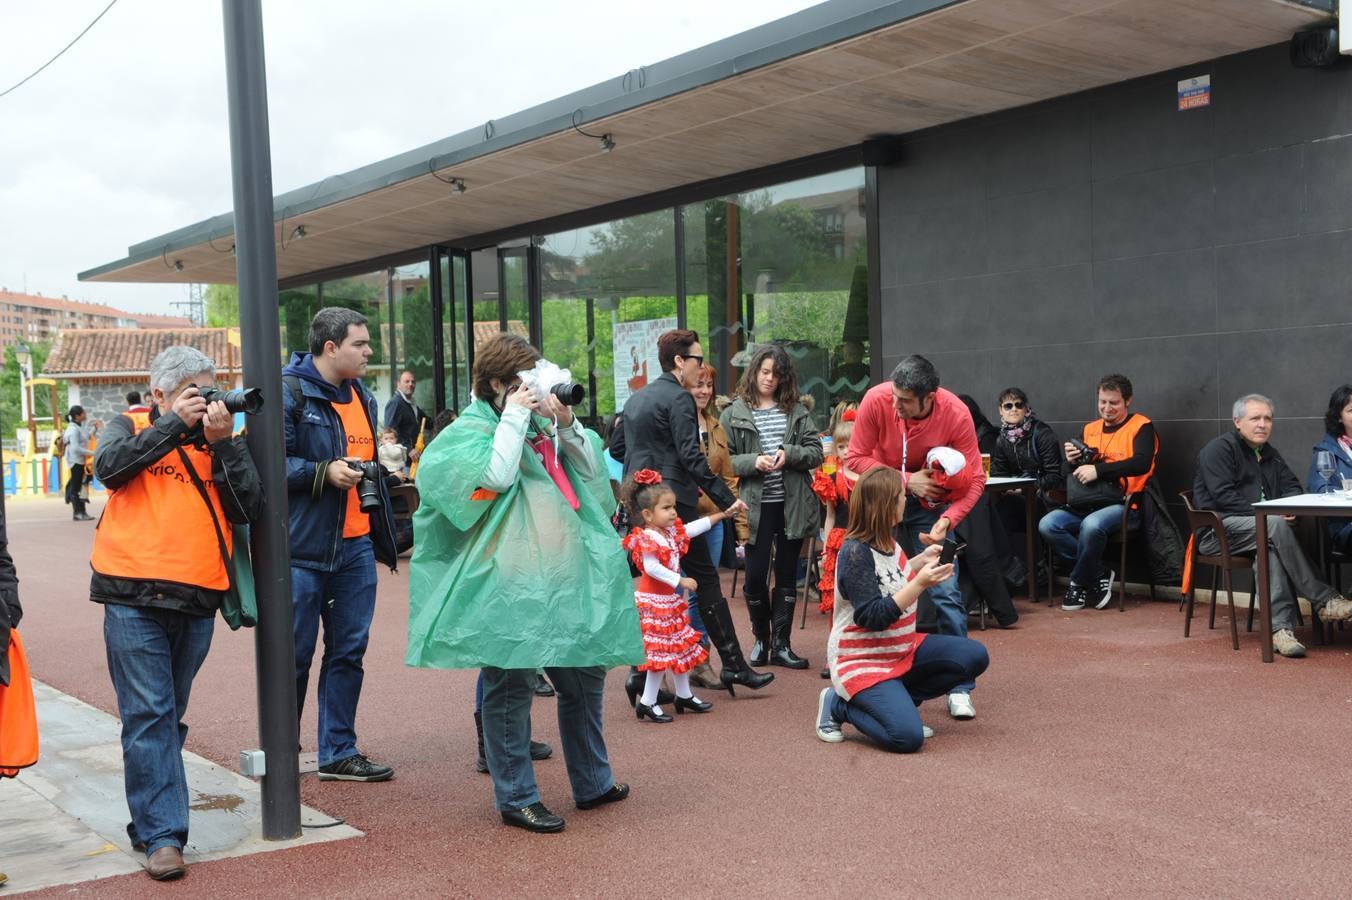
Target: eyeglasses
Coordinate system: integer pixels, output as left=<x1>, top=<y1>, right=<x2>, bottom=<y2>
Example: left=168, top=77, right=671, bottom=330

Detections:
left=680, top=354, right=704, bottom=367
left=1001, top=401, right=1026, bottom=410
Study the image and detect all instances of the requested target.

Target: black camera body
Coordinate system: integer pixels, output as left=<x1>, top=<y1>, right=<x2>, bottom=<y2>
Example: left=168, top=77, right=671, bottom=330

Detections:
left=192, top=384, right=264, bottom=415
left=345, top=459, right=385, bottom=512
left=1068, top=438, right=1099, bottom=463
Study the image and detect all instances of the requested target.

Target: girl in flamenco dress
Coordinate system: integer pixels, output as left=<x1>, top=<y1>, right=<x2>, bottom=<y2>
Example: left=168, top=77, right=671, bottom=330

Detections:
left=620, top=469, right=733, bottom=723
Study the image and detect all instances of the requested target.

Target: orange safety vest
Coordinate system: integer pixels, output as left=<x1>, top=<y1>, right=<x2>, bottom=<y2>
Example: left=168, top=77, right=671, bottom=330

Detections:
left=0, top=629, right=39, bottom=777
left=125, top=406, right=152, bottom=433
left=91, top=415, right=230, bottom=589
left=1082, top=413, right=1156, bottom=497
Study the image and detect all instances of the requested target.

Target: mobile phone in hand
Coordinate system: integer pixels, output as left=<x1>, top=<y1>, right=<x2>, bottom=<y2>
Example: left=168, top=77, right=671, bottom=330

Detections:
left=938, top=540, right=967, bottom=566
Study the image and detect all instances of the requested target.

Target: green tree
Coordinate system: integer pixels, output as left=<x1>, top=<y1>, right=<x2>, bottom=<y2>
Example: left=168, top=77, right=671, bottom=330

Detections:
left=1, top=341, right=67, bottom=448
left=205, top=284, right=240, bottom=327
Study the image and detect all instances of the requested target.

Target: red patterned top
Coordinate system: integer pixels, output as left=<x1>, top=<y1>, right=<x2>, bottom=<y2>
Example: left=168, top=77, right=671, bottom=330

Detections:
left=622, top=520, right=690, bottom=571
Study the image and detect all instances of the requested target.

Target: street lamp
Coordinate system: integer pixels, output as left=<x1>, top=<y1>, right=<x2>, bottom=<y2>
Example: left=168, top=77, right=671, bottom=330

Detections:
left=14, top=341, right=35, bottom=455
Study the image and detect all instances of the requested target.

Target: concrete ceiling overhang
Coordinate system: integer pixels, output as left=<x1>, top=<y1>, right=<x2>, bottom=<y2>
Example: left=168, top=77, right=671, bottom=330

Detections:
left=80, top=0, right=1331, bottom=286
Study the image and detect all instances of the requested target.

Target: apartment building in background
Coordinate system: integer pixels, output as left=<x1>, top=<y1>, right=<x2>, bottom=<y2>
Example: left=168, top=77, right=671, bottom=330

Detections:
left=0, top=288, right=189, bottom=346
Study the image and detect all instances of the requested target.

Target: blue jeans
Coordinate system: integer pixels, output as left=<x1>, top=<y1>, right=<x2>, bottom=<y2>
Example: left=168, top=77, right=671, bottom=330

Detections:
left=1038, top=505, right=1134, bottom=587
left=830, top=634, right=989, bottom=753
left=900, top=502, right=972, bottom=692
left=292, top=536, right=377, bottom=766
left=480, top=666, right=613, bottom=811
left=103, top=603, right=215, bottom=856
left=683, top=522, right=723, bottom=643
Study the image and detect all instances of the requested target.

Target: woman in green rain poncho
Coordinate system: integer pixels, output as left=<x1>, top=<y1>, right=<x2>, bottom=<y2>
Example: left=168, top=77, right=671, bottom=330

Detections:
left=408, top=333, right=643, bottom=833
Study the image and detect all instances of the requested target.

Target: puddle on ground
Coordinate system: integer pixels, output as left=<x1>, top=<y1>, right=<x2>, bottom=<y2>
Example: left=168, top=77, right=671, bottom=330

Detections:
left=190, top=793, right=244, bottom=812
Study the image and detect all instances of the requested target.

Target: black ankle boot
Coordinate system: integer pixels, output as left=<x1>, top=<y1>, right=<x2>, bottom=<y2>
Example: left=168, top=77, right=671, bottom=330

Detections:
left=744, top=589, right=772, bottom=667
left=473, top=711, right=488, bottom=774
left=769, top=589, right=809, bottom=669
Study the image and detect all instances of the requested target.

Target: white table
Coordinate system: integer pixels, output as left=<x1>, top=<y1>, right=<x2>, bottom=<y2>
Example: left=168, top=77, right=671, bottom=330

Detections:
left=1252, top=492, right=1352, bottom=662
left=984, top=476, right=1038, bottom=601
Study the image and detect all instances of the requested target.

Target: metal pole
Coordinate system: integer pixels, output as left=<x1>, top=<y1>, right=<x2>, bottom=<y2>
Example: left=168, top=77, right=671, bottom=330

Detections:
left=221, top=0, right=300, bottom=840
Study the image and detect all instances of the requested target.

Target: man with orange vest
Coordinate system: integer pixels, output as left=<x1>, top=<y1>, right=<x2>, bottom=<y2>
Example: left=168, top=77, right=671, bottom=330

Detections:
left=91, top=346, right=262, bottom=881
left=124, top=390, right=152, bottom=432
left=283, top=308, right=398, bottom=784
left=1038, top=373, right=1158, bottom=611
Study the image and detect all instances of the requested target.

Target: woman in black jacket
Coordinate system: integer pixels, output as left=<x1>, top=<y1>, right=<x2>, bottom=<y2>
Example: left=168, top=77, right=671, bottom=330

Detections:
left=990, top=388, right=1064, bottom=585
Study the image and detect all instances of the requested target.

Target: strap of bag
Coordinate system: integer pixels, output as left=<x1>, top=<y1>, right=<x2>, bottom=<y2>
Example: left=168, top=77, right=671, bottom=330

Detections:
left=176, top=446, right=234, bottom=593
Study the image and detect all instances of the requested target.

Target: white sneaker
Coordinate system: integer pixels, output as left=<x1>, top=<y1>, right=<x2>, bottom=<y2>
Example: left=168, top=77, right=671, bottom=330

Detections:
left=947, top=692, right=976, bottom=720
left=815, top=687, right=844, bottom=743
left=1095, top=569, right=1116, bottom=609
left=921, top=724, right=935, bottom=739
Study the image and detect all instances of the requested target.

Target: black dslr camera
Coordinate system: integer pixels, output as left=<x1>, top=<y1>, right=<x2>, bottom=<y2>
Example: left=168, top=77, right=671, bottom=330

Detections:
left=345, top=460, right=385, bottom=512
left=192, top=384, right=264, bottom=415
left=1068, top=438, right=1099, bottom=462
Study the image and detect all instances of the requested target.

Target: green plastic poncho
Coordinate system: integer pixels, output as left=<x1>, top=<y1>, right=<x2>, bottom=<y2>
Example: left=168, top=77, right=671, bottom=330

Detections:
left=406, top=399, right=644, bottom=670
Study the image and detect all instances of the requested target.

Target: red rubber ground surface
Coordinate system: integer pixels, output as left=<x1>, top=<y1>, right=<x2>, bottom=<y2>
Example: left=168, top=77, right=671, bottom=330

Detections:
left=9, top=497, right=1352, bottom=898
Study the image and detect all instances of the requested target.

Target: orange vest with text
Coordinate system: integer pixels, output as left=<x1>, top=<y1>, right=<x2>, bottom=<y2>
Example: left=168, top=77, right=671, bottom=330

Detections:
left=334, top=390, right=375, bottom=539
left=1082, top=413, right=1156, bottom=497
left=90, top=415, right=230, bottom=590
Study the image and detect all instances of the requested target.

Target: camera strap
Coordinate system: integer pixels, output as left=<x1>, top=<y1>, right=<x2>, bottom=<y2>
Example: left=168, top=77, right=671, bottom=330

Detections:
left=176, top=446, right=235, bottom=593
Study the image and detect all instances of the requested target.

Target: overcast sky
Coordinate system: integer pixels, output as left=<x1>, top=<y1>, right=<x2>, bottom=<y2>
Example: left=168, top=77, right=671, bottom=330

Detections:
left=0, top=0, right=818, bottom=315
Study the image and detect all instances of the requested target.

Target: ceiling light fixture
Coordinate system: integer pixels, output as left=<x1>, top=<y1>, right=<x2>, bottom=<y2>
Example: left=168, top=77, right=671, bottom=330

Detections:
left=571, top=109, right=616, bottom=154
left=289, top=224, right=307, bottom=241
left=427, top=161, right=469, bottom=193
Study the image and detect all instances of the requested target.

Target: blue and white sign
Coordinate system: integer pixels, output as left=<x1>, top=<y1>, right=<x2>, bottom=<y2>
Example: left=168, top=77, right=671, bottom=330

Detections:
left=1177, top=75, right=1211, bottom=111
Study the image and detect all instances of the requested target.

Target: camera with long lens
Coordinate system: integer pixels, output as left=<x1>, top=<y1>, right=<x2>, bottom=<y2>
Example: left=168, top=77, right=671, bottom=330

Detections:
left=517, top=359, right=585, bottom=407
left=1068, top=438, right=1099, bottom=462
left=192, top=384, right=264, bottom=415
left=345, top=460, right=384, bottom=512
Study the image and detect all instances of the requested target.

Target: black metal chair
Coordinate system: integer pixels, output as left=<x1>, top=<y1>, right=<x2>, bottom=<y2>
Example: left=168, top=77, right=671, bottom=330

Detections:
left=1179, top=490, right=1253, bottom=650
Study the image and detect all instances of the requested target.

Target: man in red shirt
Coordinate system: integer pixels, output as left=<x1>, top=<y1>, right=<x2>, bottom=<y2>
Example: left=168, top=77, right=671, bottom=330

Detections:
left=845, top=356, right=986, bottom=720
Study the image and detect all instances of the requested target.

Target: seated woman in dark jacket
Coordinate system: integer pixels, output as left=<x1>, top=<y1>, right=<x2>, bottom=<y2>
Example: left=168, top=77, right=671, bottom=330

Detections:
left=1309, top=384, right=1352, bottom=551
left=990, top=388, right=1063, bottom=585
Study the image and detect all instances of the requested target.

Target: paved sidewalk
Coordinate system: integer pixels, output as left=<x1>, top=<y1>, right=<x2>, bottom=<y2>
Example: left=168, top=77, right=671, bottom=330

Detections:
left=0, top=681, right=359, bottom=893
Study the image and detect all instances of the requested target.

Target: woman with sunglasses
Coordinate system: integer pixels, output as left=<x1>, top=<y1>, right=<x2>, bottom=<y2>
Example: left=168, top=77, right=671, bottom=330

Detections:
left=990, top=388, right=1064, bottom=587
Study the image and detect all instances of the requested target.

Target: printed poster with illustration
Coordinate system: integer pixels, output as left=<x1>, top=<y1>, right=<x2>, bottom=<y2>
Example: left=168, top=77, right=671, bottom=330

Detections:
left=613, top=317, right=676, bottom=411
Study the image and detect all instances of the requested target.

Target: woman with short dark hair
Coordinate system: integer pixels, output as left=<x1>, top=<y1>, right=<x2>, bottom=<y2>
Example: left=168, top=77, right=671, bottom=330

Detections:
left=1310, top=384, right=1352, bottom=551
left=721, top=345, right=823, bottom=668
left=409, top=333, right=643, bottom=834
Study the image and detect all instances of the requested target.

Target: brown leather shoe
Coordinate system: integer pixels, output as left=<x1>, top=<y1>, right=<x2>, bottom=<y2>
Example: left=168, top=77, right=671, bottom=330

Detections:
left=145, top=846, right=186, bottom=881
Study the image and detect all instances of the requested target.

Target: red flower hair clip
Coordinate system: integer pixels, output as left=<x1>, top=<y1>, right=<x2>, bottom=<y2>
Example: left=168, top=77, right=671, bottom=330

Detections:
left=634, top=469, right=663, bottom=485
left=842, top=410, right=857, bottom=422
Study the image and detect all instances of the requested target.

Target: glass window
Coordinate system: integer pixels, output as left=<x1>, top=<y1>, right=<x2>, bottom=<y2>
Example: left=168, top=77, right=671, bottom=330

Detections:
left=538, top=209, right=677, bottom=423
left=277, top=283, right=321, bottom=364
left=392, top=261, right=435, bottom=423
left=319, top=270, right=391, bottom=407
left=441, top=251, right=470, bottom=410
left=683, top=168, right=869, bottom=429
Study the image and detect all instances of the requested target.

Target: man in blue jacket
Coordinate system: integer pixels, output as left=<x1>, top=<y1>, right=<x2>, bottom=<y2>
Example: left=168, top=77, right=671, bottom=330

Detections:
left=284, top=307, right=398, bottom=781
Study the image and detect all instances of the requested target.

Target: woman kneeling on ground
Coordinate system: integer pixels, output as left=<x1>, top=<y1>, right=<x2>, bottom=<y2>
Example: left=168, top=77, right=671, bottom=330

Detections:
left=815, top=467, right=990, bottom=752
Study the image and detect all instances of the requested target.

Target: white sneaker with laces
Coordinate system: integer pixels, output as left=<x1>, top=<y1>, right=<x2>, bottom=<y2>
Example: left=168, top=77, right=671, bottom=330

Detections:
left=947, top=692, right=976, bottom=720
left=921, top=725, right=935, bottom=739
left=815, top=687, right=844, bottom=743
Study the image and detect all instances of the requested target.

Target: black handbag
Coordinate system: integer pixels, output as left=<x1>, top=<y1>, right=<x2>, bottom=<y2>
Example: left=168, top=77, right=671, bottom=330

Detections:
left=1066, top=476, right=1124, bottom=514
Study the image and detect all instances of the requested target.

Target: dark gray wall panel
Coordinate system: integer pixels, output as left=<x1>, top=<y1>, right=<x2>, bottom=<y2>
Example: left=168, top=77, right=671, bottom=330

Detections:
left=874, top=43, right=1352, bottom=559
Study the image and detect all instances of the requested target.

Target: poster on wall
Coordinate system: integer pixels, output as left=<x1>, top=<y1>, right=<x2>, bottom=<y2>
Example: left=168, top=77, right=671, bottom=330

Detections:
left=613, top=317, right=677, bottom=411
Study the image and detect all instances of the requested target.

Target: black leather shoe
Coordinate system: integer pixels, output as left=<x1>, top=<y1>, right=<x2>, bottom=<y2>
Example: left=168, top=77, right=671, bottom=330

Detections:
left=318, top=754, right=394, bottom=782
left=533, top=674, right=555, bottom=697
left=623, top=671, right=673, bottom=707
left=529, top=739, right=553, bottom=761
left=576, top=782, right=630, bottom=810
left=635, top=701, right=673, bottom=723
left=673, top=695, right=713, bottom=714
left=501, top=802, right=565, bottom=833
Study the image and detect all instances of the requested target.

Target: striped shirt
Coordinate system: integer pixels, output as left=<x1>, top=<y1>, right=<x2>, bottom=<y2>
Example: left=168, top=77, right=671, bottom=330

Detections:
left=751, top=406, right=788, bottom=502
left=827, top=539, right=926, bottom=700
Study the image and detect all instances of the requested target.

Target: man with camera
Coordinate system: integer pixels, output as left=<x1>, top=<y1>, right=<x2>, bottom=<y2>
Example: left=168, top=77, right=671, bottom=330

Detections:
left=1193, top=394, right=1351, bottom=658
left=1038, top=374, right=1157, bottom=611
left=283, top=307, right=399, bottom=783
left=91, top=346, right=263, bottom=880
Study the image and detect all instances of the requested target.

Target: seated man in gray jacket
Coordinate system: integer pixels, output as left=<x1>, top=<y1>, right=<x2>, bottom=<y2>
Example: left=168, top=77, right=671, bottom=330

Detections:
left=1193, top=393, right=1351, bottom=658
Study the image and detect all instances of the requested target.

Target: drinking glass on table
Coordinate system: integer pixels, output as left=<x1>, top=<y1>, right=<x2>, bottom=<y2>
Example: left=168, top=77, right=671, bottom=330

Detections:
left=1316, top=450, right=1336, bottom=492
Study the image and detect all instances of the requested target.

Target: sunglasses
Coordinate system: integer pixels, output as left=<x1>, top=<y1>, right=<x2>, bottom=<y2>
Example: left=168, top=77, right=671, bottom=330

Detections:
left=1001, top=401, right=1026, bottom=410
left=680, top=354, right=705, bottom=367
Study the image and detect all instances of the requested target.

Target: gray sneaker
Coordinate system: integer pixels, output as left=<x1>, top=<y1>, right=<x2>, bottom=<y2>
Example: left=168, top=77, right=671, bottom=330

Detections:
left=1272, top=628, right=1306, bottom=659
left=1319, top=596, right=1352, bottom=623
left=815, top=687, right=844, bottom=743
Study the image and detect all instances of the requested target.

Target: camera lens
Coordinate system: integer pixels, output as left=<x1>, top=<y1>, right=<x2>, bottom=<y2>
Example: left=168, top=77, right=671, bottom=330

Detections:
left=201, top=386, right=264, bottom=415
left=550, top=382, right=585, bottom=406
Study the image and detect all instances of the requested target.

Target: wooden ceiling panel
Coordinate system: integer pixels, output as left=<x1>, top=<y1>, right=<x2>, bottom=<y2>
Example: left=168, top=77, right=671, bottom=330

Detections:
left=91, top=0, right=1328, bottom=284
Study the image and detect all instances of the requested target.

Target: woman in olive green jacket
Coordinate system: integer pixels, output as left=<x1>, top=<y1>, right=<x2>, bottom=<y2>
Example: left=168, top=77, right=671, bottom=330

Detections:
left=720, top=345, right=823, bottom=670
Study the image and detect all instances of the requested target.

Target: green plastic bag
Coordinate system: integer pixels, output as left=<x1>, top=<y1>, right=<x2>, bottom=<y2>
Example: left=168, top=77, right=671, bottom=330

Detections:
left=406, top=401, right=643, bottom=670
left=221, top=523, right=258, bottom=630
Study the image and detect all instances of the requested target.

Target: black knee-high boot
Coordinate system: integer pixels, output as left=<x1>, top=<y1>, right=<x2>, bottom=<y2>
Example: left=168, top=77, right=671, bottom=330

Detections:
left=697, top=597, right=773, bottom=696
left=743, top=586, right=772, bottom=667
left=769, top=588, right=809, bottom=669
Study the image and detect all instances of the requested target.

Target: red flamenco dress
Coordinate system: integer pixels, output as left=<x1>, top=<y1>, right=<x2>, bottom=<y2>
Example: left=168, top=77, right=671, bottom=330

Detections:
left=812, top=468, right=857, bottom=614
left=621, top=521, right=710, bottom=674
